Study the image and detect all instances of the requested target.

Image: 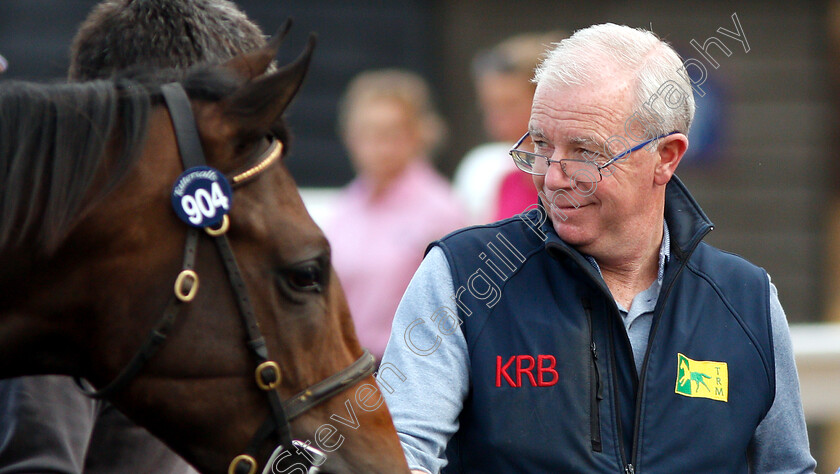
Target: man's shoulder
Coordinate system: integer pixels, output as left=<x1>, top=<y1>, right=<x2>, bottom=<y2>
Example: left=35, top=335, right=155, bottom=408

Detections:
left=685, top=241, right=770, bottom=309
left=689, top=241, right=766, bottom=277
left=426, top=212, right=548, bottom=277
left=432, top=212, right=543, bottom=251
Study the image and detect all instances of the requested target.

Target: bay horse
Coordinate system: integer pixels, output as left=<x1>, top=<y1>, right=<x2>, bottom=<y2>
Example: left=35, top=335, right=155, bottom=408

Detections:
left=0, top=33, right=409, bottom=474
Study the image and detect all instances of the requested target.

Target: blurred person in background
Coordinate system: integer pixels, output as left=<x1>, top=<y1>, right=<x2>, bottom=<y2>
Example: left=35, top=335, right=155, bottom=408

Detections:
left=325, top=69, right=466, bottom=361
left=0, top=54, right=7, bottom=74
left=453, top=31, right=566, bottom=223
left=0, top=1, right=266, bottom=472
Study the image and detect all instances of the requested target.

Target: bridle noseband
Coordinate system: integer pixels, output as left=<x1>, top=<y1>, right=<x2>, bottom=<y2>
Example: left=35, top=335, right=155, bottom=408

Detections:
left=75, top=83, right=376, bottom=474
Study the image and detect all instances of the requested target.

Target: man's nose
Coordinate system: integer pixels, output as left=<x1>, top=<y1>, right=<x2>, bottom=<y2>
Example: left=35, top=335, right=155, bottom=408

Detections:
left=543, top=154, right=572, bottom=190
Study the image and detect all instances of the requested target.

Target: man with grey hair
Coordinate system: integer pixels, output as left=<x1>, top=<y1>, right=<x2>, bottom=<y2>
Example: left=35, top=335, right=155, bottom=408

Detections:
left=380, top=23, right=816, bottom=473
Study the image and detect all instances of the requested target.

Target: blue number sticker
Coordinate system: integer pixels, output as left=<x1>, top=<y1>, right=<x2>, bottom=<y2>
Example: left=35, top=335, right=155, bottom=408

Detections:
left=171, top=166, right=233, bottom=228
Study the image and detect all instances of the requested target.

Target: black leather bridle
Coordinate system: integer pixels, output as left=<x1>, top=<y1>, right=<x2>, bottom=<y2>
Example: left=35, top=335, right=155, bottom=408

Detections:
left=76, top=83, right=376, bottom=474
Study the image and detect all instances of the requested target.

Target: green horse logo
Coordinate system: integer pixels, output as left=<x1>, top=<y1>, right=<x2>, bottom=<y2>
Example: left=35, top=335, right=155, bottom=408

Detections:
left=678, top=358, right=711, bottom=393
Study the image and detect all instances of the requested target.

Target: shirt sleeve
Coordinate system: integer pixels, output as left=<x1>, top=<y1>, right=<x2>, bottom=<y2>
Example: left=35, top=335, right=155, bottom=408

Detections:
left=0, top=375, right=96, bottom=473
left=747, top=276, right=817, bottom=473
left=379, top=246, right=469, bottom=474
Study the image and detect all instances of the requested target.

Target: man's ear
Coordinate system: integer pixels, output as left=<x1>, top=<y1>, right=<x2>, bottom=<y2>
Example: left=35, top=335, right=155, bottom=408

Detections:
left=221, top=33, right=317, bottom=139
left=654, top=133, right=688, bottom=186
left=223, top=19, right=293, bottom=80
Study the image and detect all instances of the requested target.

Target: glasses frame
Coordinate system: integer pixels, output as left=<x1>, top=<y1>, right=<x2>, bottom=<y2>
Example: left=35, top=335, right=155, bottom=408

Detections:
left=509, top=130, right=680, bottom=181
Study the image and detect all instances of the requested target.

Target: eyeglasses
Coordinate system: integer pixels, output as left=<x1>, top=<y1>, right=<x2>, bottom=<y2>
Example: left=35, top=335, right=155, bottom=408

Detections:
left=509, top=131, right=679, bottom=185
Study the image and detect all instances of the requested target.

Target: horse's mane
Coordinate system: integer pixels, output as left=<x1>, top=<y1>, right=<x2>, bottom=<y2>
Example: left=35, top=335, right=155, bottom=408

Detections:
left=0, top=79, right=150, bottom=253
left=0, top=66, right=252, bottom=255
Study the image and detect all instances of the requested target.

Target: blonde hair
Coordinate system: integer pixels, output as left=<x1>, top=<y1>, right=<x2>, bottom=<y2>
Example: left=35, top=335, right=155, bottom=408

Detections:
left=473, top=31, right=568, bottom=82
left=338, top=69, right=446, bottom=154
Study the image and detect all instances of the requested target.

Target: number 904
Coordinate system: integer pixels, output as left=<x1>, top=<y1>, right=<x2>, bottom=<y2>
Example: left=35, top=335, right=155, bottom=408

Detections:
left=181, top=181, right=230, bottom=225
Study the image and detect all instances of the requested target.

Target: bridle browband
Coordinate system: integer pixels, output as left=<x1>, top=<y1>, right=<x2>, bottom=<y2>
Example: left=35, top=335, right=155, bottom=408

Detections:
left=75, top=83, right=376, bottom=474
left=232, top=138, right=282, bottom=185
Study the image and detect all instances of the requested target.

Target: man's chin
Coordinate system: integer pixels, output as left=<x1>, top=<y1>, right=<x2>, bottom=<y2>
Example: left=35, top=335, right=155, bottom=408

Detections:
left=551, top=217, right=596, bottom=248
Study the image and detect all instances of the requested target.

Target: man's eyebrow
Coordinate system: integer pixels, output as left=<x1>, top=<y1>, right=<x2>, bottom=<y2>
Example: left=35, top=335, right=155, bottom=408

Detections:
left=529, top=127, right=547, bottom=140
left=569, top=136, right=606, bottom=152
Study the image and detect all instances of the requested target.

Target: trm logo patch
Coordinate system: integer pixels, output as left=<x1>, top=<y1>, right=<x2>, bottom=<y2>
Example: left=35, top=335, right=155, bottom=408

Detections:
left=675, top=353, right=728, bottom=402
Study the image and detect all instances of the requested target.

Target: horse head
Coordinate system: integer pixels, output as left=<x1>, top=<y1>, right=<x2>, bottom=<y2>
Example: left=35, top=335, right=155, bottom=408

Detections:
left=0, top=31, right=410, bottom=474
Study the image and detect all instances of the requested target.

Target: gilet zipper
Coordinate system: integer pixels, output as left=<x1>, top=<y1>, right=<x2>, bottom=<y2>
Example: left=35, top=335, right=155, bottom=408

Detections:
left=583, top=298, right=602, bottom=452
left=627, top=226, right=713, bottom=473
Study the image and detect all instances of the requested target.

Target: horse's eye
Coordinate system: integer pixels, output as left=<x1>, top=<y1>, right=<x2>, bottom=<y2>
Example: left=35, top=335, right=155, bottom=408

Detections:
left=284, top=263, right=324, bottom=293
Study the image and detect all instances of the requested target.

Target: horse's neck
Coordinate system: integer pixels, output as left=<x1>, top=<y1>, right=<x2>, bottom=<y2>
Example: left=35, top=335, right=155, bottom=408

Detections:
left=0, top=246, right=33, bottom=280
left=0, top=248, right=89, bottom=377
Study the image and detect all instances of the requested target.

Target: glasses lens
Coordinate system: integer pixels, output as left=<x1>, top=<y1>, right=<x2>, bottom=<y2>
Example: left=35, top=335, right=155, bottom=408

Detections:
left=511, top=150, right=542, bottom=175
left=560, top=160, right=601, bottom=184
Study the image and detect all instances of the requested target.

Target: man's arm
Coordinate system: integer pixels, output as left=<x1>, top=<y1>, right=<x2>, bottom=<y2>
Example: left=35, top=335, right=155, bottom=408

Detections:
left=380, top=246, right=469, bottom=474
left=747, top=278, right=817, bottom=473
left=0, top=375, right=96, bottom=473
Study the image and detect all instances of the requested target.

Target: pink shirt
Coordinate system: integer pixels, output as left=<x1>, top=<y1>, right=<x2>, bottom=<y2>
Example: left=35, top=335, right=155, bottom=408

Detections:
left=325, top=161, right=466, bottom=359
left=493, top=169, right=538, bottom=221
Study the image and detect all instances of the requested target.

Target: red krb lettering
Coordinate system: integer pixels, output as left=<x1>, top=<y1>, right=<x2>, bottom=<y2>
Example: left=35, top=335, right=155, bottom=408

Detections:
left=537, top=355, right=558, bottom=386
left=516, top=355, right=537, bottom=387
left=496, top=355, right=517, bottom=387
left=497, top=354, right=558, bottom=387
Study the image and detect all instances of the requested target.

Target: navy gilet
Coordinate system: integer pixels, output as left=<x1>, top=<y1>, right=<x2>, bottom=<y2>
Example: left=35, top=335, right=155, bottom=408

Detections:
left=431, top=177, right=774, bottom=474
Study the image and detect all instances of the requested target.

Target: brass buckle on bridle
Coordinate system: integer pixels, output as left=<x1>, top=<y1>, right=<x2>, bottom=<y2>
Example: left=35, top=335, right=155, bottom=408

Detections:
left=174, top=269, right=199, bottom=302
left=255, top=361, right=282, bottom=391
left=228, top=454, right=257, bottom=474
left=206, top=214, right=230, bottom=236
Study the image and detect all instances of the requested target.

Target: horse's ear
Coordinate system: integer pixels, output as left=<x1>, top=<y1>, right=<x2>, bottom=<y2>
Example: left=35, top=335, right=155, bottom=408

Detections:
left=222, top=33, right=316, bottom=137
left=223, top=19, right=293, bottom=80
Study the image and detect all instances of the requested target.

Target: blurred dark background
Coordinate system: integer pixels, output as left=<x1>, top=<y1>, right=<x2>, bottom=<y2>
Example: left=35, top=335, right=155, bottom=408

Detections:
left=2, top=1, right=839, bottom=470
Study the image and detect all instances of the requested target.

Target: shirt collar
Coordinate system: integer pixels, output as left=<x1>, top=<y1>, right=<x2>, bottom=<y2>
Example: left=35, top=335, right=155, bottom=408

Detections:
left=657, top=221, right=671, bottom=282
left=586, top=220, right=671, bottom=283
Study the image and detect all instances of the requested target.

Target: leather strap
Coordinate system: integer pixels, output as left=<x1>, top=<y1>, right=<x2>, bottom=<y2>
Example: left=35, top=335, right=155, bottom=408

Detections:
left=160, top=83, right=205, bottom=170
left=161, top=83, right=296, bottom=460
left=75, top=228, right=199, bottom=399
left=284, top=349, right=376, bottom=419
left=212, top=233, right=295, bottom=450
